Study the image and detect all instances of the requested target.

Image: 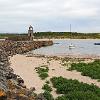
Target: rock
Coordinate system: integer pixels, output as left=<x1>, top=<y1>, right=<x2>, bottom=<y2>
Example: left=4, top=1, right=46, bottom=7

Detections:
left=0, top=50, right=9, bottom=92
left=6, top=73, right=17, bottom=80
left=17, top=78, right=24, bottom=84
left=0, top=89, right=6, bottom=97
left=16, top=94, right=29, bottom=100
left=30, top=87, right=35, bottom=92
left=35, top=93, right=47, bottom=100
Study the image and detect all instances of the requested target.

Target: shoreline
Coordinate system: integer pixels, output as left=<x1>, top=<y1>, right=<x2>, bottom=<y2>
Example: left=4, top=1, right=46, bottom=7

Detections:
left=26, top=52, right=100, bottom=60
left=32, top=39, right=100, bottom=59
left=0, top=39, right=99, bottom=99
left=33, top=38, right=100, bottom=41
left=10, top=54, right=100, bottom=98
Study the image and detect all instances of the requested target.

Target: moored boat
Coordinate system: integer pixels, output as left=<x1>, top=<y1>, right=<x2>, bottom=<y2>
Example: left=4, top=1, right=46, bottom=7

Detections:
left=69, top=43, right=75, bottom=49
left=94, top=43, right=100, bottom=45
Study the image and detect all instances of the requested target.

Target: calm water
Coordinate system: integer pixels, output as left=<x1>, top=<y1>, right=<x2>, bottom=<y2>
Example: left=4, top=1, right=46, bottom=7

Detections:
left=32, top=39, right=100, bottom=56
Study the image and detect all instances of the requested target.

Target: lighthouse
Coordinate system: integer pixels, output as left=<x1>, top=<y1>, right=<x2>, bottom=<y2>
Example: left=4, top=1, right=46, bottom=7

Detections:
left=28, top=25, right=34, bottom=41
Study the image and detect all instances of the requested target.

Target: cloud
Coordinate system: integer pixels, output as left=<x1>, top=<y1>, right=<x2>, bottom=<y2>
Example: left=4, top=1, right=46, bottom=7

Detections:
left=0, top=0, right=100, bottom=32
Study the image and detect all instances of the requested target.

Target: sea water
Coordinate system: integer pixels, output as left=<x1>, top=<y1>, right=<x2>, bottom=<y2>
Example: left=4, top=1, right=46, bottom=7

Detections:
left=32, top=39, right=100, bottom=56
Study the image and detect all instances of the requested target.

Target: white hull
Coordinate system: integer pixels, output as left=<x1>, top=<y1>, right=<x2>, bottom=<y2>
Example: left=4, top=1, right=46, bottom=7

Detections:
left=69, top=44, right=75, bottom=49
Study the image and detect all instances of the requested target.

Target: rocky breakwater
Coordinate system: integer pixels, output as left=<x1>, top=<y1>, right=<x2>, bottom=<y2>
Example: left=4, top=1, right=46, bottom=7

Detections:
left=0, top=49, right=36, bottom=100
left=0, top=50, right=10, bottom=98
left=0, top=40, right=53, bottom=56
left=0, top=40, right=53, bottom=100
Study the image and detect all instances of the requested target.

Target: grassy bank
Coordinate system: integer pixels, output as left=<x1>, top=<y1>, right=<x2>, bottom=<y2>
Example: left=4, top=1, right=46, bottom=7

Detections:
left=0, top=32, right=100, bottom=39
left=34, top=32, right=100, bottom=39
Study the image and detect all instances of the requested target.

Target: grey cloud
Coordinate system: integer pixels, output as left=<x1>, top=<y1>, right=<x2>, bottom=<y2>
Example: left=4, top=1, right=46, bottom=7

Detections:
left=0, top=0, right=100, bottom=32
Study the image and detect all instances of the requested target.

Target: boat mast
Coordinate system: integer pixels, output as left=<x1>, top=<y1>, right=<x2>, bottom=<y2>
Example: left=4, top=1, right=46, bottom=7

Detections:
left=70, top=24, right=71, bottom=33
left=70, top=24, right=72, bottom=39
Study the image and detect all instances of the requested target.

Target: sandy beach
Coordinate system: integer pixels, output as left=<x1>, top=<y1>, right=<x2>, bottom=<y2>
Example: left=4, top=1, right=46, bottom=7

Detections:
left=10, top=54, right=100, bottom=98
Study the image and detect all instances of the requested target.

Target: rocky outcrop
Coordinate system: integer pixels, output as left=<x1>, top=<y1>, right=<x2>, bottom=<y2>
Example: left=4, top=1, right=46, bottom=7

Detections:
left=0, top=50, right=14, bottom=90
left=0, top=49, right=13, bottom=99
left=0, top=50, right=46, bottom=99
left=0, top=40, right=53, bottom=99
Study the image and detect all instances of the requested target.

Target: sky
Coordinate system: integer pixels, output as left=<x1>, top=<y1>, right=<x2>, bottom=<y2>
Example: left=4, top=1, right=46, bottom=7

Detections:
left=0, top=0, right=100, bottom=33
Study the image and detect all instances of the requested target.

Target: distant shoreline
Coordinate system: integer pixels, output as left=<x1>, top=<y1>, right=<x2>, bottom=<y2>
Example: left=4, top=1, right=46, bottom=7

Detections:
left=33, top=38, right=100, bottom=41
left=26, top=53, right=100, bottom=60
left=1, top=38, right=100, bottom=41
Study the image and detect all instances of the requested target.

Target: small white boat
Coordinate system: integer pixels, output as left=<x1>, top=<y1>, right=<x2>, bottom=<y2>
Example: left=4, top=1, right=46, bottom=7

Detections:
left=69, top=43, right=75, bottom=49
